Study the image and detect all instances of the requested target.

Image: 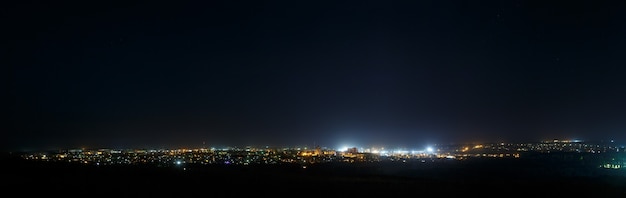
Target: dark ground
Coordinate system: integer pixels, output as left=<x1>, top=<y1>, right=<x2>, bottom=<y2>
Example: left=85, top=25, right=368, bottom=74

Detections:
left=3, top=152, right=625, bottom=197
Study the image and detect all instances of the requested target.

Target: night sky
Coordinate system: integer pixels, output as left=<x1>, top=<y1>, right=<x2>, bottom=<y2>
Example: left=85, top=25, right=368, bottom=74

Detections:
left=5, top=0, right=626, bottom=151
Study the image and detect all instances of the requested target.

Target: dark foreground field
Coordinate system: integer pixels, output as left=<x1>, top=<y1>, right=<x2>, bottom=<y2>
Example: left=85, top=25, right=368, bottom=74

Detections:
left=3, top=153, right=625, bottom=197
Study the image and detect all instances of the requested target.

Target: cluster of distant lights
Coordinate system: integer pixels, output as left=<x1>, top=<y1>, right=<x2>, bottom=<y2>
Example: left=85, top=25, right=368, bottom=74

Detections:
left=191, top=146, right=438, bottom=155
left=337, top=146, right=436, bottom=155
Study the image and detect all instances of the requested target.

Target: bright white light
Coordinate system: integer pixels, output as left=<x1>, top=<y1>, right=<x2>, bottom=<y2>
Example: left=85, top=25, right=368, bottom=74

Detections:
left=176, top=161, right=182, bottom=165
left=394, top=150, right=409, bottom=154
left=426, top=147, right=434, bottom=153
left=337, top=146, right=356, bottom=152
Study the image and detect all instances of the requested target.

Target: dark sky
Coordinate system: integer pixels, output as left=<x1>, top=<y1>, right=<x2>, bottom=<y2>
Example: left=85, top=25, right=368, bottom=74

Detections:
left=5, top=0, right=626, bottom=151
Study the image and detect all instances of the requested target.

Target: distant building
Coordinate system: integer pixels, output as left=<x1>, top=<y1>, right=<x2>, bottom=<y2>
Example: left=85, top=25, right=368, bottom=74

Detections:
left=347, top=147, right=358, bottom=154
